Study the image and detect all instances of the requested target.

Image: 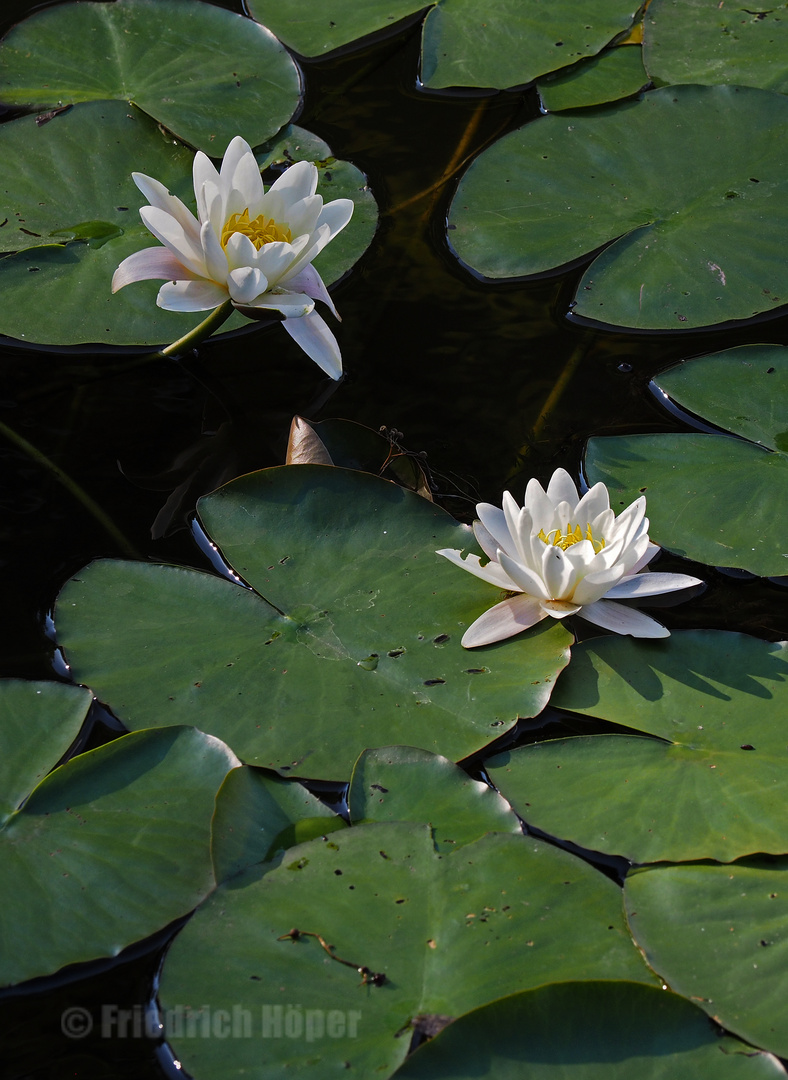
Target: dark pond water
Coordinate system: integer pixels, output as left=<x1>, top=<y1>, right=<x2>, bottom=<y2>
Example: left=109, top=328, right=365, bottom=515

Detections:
left=2, top=0, right=788, bottom=1076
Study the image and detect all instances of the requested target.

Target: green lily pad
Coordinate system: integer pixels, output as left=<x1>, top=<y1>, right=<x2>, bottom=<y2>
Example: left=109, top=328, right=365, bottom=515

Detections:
left=211, top=765, right=345, bottom=885
left=247, top=0, right=639, bottom=89
left=0, top=726, right=238, bottom=987
left=486, top=632, right=788, bottom=862
left=448, top=84, right=788, bottom=329
left=626, top=858, right=788, bottom=1058
left=159, top=823, right=655, bottom=1079
left=537, top=44, right=648, bottom=112
left=0, top=679, right=92, bottom=825
left=586, top=346, right=788, bottom=576
left=644, top=0, right=788, bottom=95
left=55, top=467, right=572, bottom=779
left=348, top=746, right=521, bottom=847
left=0, top=104, right=376, bottom=346
left=392, top=981, right=785, bottom=1079
left=0, top=0, right=301, bottom=152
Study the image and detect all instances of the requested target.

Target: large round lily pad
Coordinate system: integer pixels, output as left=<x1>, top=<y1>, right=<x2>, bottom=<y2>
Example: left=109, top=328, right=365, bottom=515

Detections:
left=448, top=84, right=788, bottom=329
left=55, top=467, right=572, bottom=779
left=644, top=0, right=788, bottom=95
left=586, top=346, right=788, bottom=576
left=0, top=104, right=376, bottom=346
left=159, top=823, right=655, bottom=1078
left=0, top=726, right=238, bottom=987
left=392, top=981, right=785, bottom=1079
left=486, top=632, right=788, bottom=862
left=0, top=0, right=301, bottom=152
left=626, top=859, right=788, bottom=1058
left=247, top=0, right=639, bottom=90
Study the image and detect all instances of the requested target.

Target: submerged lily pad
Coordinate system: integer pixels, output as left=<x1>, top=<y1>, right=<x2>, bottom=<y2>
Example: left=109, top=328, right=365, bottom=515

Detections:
left=247, top=0, right=639, bottom=89
left=644, top=0, right=788, bottom=95
left=585, top=345, right=788, bottom=576
left=159, top=823, right=655, bottom=1079
left=0, top=726, right=238, bottom=987
left=392, top=981, right=785, bottom=1079
left=348, top=745, right=521, bottom=847
left=0, top=104, right=376, bottom=346
left=0, top=679, right=92, bottom=825
left=626, top=858, right=788, bottom=1058
left=0, top=0, right=301, bottom=151
left=55, top=467, right=572, bottom=779
left=449, top=84, right=788, bottom=329
left=486, top=632, right=788, bottom=862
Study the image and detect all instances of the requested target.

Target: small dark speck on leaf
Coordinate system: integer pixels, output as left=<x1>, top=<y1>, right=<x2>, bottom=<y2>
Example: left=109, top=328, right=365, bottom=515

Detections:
left=740, top=744, right=755, bottom=750
left=760, top=939, right=771, bottom=946
left=334, top=869, right=342, bottom=876
left=767, top=367, right=775, bottom=374
left=371, top=784, right=388, bottom=793
left=379, top=850, right=391, bottom=859
left=464, top=668, right=487, bottom=674
left=639, top=487, right=647, bottom=493
left=250, top=975, right=261, bottom=981
left=424, top=678, right=445, bottom=686
left=433, top=634, right=450, bottom=644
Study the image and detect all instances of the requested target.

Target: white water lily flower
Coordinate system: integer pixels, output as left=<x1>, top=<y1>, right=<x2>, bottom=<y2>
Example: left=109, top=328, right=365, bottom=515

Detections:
left=112, top=136, right=354, bottom=379
left=437, top=468, right=702, bottom=646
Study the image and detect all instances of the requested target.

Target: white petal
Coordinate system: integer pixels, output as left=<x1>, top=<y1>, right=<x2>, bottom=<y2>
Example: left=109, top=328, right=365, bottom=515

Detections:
left=580, top=599, right=670, bottom=638
left=254, top=241, right=299, bottom=286
left=523, top=477, right=554, bottom=523
left=285, top=263, right=339, bottom=318
left=540, top=545, right=575, bottom=599
left=225, top=138, right=265, bottom=214
left=112, top=247, right=193, bottom=291
left=228, top=265, right=268, bottom=305
left=570, top=565, right=626, bottom=606
left=498, top=550, right=551, bottom=600
left=435, top=548, right=516, bottom=591
left=282, top=194, right=324, bottom=239
left=477, top=500, right=515, bottom=555
left=132, top=173, right=200, bottom=246
left=574, top=481, right=610, bottom=523
left=314, top=197, right=354, bottom=239
left=545, top=468, right=580, bottom=507
left=157, top=279, right=228, bottom=311
left=267, top=159, right=318, bottom=207
left=472, top=520, right=501, bottom=563
left=192, top=152, right=221, bottom=218
left=461, top=594, right=548, bottom=648
left=282, top=309, right=343, bottom=379
left=245, top=291, right=314, bottom=317
left=604, top=572, right=703, bottom=599
left=630, top=542, right=660, bottom=574
left=200, top=218, right=229, bottom=283
left=139, top=205, right=207, bottom=277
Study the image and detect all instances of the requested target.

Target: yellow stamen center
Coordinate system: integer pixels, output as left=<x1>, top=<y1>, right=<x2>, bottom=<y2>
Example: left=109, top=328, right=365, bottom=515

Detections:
left=538, top=523, right=606, bottom=555
left=221, top=208, right=292, bottom=250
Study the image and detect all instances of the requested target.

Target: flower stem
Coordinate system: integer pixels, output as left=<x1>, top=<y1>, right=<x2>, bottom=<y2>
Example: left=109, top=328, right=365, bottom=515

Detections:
left=0, top=418, right=141, bottom=558
left=157, top=300, right=235, bottom=359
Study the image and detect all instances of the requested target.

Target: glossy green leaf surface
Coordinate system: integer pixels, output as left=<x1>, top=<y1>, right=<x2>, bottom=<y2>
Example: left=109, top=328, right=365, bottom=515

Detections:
left=55, top=467, right=572, bottom=779
left=586, top=347, right=788, bottom=576
left=449, top=84, right=788, bottom=329
left=0, top=726, right=238, bottom=987
left=644, top=0, right=788, bottom=94
left=211, top=766, right=344, bottom=885
left=537, top=45, right=648, bottom=112
left=486, top=632, right=788, bottom=862
left=247, top=0, right=639, bottom=89
left=627, top=859, right=788, bottom=1057
left=0, top=679, right=92, bottom=826
left=656, top=345, right=788, bottom=452
left=0, top=0, right=301, bottom=151
left=160, top=823, right=655, bottom=1079
left=0, top=105, right=375, bottom=346
left=392, top=981, right=785, bottom=1079
left=348, top=746, right=521, bottom=847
